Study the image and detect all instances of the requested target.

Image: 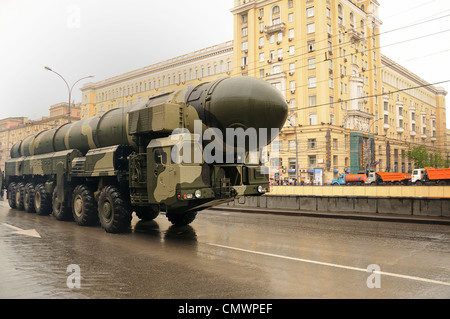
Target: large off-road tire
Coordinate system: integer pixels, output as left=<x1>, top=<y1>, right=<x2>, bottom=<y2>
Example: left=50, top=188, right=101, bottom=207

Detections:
left=7, top=182, right=17, bottom=209
left=24, top=183, right=36, bottom=213
left=72, top=184, right=98, bottom=226
left=15, top=182, right=25, bottom=210
left=34, top=184, right=52, bottom=216
left=98, top=185, right=132, bottom=233
left=52, top=188, right=72, bottom=221
left=166, top=211, right=197, bottom=226
left=133, top=205, right=159, bottom=221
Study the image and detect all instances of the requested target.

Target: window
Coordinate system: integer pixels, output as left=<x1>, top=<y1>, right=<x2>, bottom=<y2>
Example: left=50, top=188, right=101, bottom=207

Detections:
left=259, top=52, right=265, bottom=62
left=271, top=141, right=281, bottom=151
left=242, top=14, right=248, bottom=23
left=308, top=139, right=317, bottom=149
left=272, top=5, right=280, bottom=15
left=270, top=50, right=275, bottom=60
left=307, top=40, right=315, bottom=52
left=289, top=28, right=294, bottom=39
left=290, top=81, right=296, bottom=92
left=289, top=63, right=295, bottom=73
left=308, top=57, right=316, bottom=69
left=259, top=52, right=264, bottom=62
left=277, top=32, right=283, bottom=42
left=308, top=76, right=317, bottom=88
left=289, top=46, right=295, bottom=55
left=308, top=95, right=316, bottom=107
left=307, top=23, right=315, bottom=34
left=241, top=41, right=248, bottom=51
left=277, top=48, right=283, bottom=58
left=290, top=99, right=296, bottom=108
left=288, top=13, right=294, bottom=22
left=333, top=139, right=338, bottom=150
left=272, top=64, right=282, bottom=74
left=289, top=140, right=296, bottom=150
left=242, top=27, right=248, bottom=37
left=154, top=148, right=167, bottom=165
left=271, top=157, right=282, bottom=167
left=306, top=7, right=314, bottom=18
left=308, top=114, right=317, bottom=125
left=309, top=155, right=317, bottom=168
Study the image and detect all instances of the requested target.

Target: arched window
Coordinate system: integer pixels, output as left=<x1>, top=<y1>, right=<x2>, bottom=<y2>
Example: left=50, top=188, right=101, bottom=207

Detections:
left=272, top=5, right=280, bottom=15
left=272, top=5, right=281, bottom=25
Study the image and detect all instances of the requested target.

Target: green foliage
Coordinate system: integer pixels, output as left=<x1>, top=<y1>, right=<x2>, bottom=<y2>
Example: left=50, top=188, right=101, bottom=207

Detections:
left=407, top=145, right=449, bottom=168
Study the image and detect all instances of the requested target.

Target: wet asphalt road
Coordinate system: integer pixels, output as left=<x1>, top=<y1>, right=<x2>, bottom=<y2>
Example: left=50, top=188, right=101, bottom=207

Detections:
left=0, top=198, right=449, bottom=299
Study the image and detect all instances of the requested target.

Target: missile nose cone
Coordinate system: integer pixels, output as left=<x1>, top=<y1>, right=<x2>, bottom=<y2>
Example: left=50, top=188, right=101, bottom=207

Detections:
left=206, top=76, right=288, bottom=136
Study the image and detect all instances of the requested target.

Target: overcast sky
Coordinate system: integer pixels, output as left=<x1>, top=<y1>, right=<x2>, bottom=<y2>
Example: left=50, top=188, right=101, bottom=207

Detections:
left=0, top=0, right=449, bottom=127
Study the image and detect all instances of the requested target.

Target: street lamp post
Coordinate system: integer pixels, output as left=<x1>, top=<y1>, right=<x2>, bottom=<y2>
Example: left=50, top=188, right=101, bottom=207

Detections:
left=288, top=113, right=299, bottom=182
left=44, top=66, right=94, bottom=123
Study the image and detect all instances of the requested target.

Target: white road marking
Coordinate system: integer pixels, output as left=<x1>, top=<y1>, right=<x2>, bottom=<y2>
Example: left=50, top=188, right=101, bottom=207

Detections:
left=1, top=223, right=41, bottom=238
left=208, top=243, right=450, bottom=287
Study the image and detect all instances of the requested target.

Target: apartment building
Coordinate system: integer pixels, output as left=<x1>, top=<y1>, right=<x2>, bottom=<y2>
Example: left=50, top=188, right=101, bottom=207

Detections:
left=79, top=0, right=447, bottom=184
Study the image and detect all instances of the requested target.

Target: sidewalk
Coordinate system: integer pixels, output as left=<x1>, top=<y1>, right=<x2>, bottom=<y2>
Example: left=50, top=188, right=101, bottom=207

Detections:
left=208, top=205, right=450, bottom=226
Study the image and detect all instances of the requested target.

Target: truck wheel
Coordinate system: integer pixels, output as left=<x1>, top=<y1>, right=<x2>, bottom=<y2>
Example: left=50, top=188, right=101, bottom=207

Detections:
left=133, top=205, right=159, bottom=221
left=15, top=183, right=25, bottom=210
left=98, top=185, right=132, bottom=233
left=167, top=211, right=197, bottom=226
left=7, top=182, right=17, bottom=209
left=72, top=185, right=98, bottom=226
left=52, top=188, right=72, bottom=221
left=24, top=183, right=36, bottom=213
left=34, top=184, right=52, bottom=216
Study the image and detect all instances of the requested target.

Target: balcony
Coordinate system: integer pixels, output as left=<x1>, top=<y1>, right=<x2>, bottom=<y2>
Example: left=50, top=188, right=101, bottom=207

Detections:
left=347, top=27, right=363, bottom=42
left=265, top=23, right=286, bottom=39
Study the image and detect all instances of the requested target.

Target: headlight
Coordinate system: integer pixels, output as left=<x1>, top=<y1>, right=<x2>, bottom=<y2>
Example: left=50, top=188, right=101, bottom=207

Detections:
left=257, top=185, right=264, bottom=193
left=194, top=189, right=202, bottom=198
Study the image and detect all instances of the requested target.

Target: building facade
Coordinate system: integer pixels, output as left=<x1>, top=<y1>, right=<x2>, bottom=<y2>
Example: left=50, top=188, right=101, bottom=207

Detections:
left=0, top=103, right=80, bottom=171
left=80, top=0, right=447, bottom=184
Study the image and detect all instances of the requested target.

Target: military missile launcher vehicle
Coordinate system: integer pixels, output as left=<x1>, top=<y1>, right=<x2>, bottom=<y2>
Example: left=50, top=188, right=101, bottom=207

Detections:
left=4, top=77, right=288, bottom=233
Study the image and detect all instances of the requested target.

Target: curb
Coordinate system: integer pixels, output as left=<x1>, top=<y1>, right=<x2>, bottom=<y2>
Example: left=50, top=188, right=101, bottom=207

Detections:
left=207, top=206, right=450, bottom=226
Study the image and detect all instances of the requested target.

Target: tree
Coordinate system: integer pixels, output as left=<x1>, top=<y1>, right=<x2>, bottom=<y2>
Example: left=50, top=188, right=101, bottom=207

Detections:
left=407, top=145, right=429, bottom=168
left=407, top=145, right=449, bottom=168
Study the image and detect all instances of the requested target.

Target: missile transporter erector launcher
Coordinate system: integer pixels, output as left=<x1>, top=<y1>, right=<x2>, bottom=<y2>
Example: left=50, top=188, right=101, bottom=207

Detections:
left=4, top=77, right=288, bottom=233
